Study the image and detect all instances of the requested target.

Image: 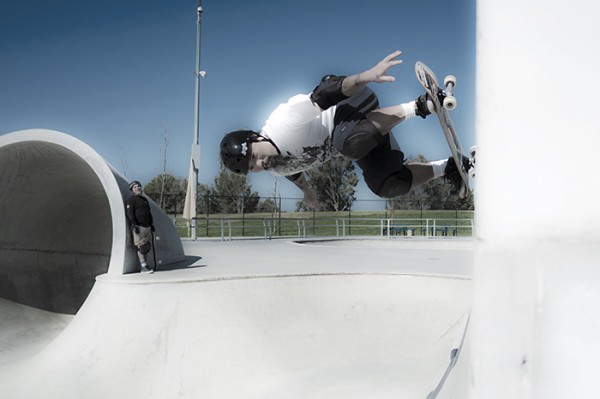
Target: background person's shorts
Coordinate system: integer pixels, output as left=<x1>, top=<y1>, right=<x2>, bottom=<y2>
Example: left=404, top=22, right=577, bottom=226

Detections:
left=133, top=226, right=152, bottom=247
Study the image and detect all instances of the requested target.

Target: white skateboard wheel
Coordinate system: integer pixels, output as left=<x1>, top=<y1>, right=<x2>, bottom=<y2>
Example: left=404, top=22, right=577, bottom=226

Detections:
left=444, top=75, right=457, bottom=86
left=443, top=95, right=457, bottom=110
left=468, top=145, right=477, bottom=178
left=469, top=145, right=477, bottom=157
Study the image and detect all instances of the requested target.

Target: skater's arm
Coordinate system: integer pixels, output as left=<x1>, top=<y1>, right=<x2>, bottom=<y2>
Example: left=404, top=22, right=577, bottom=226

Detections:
left=286, top=173, right=318, bottom=209
left=310, top=50, right=403, bottom=110
left=341, top=50, right=403, bottom=97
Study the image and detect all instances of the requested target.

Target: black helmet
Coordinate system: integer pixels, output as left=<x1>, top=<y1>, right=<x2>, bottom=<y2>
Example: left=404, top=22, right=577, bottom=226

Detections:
left=220, top=130, right=260, bottom=175
left=129, top=180, right=142, bottom=191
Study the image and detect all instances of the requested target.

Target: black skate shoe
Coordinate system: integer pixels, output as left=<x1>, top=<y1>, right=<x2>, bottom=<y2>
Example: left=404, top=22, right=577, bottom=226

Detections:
left=414, top=94, right=433, bottom=119
left=415, top=90, right=449, bottom=119
left=444, top=155, right=472, bottom=193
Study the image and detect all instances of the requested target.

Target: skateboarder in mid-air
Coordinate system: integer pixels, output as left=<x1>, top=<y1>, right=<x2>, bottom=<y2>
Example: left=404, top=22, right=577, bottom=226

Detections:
left=220, top=50, right=471, bottom=208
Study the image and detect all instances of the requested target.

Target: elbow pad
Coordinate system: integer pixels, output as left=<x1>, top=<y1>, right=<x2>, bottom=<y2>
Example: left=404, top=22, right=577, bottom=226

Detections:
left=310, top=75, right=348, bottom=110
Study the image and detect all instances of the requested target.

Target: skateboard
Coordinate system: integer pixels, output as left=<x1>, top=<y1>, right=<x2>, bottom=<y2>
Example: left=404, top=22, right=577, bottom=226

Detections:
left=415, top=61, right=474, bottom=198
left=151, top=231, right=163, bottom=271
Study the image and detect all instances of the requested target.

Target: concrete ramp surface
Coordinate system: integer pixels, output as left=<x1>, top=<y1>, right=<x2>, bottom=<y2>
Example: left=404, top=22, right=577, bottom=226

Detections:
left=0, top=262, right=471, bottom=398
left=0, top=298, right=73, bottom=367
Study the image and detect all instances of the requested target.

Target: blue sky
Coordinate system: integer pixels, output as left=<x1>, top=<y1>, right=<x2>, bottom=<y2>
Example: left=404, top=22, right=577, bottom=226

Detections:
left=0, top=0, right=475, bottom=207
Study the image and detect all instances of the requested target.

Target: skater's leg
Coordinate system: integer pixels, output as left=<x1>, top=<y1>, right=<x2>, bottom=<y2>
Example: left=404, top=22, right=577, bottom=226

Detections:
left=357, top=135, right=412, bottom=198
left=406, top=158, right=449, bottom=188
left=338, top=99, right=431, bottom=160
left=332, top=89, right=415, bottom=160
left=369, top=160, right=449, bottom=196
left=405, top=163, right=435, bottom=187
left=365, top=94, right=434, bottom=135
left=332, top=87, right=381, bottom=160
left=365, top=103, right=415, bottom=135
left=340, top=119, right=384, bottom=160
left=356, top=132, right=453, bottom=197
left=333, top=87, right=431, bottom=161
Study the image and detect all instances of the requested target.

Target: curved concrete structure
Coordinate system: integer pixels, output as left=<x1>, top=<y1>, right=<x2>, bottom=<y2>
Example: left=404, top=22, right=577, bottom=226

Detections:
left=0, top=238, right=472, bottom=398
left=0, top=129, right=185, bottom=314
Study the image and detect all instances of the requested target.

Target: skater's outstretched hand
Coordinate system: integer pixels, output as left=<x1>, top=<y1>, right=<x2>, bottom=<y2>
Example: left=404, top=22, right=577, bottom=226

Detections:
left=362, top=50, right=403, bottom=83
left=342, top=50, right=403, bottom=96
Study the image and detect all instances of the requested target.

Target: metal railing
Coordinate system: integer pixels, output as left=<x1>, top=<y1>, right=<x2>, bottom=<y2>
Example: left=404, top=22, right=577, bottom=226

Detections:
left=180, top=217, right=474, bottom=240
left=335, top=218, right=475, bottom=238
left=219, top=218, right=271, bottom=241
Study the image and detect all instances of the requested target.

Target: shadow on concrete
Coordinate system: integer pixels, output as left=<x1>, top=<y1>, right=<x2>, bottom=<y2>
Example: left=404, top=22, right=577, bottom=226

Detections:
left=154, top=256, right=205, bottom=272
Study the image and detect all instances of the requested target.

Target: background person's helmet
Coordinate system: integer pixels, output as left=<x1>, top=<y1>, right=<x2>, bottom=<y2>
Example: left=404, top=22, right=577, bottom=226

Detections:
left=129, top=180, right=142, bottom=191
left=220, top=130, right=260, bottom=175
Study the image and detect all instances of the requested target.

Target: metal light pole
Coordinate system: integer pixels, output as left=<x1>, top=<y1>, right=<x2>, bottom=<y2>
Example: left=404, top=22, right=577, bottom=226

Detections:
left=190, top=0, right=204, bottom=240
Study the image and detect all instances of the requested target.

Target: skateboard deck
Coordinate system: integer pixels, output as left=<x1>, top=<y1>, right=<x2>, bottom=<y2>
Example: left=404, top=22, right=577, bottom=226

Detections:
left=415, top=61, right=471, bottom=198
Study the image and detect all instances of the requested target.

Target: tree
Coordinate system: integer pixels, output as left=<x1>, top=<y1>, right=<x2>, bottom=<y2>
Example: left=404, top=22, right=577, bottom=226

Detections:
left=296, top=157, right=359, bottom=212
left=196, top=183, right=218, bottom=215
left=257, top=197, right=279, bottom=214
left=144, top=174, right=186, bottom=215
left=212, top=164, right=260, bottom=214
left=158, top=123, right=171, bottom=207
left=420, top=176, right=455, bottom=209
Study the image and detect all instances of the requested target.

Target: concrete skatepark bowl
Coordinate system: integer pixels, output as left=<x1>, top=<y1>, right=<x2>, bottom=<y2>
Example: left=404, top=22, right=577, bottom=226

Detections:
left=0, top=130, right=473, bottom=398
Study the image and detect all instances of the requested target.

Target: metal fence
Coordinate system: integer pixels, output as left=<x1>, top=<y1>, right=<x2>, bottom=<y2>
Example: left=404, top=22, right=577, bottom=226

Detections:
left=176, top=215, right=475, bottom=241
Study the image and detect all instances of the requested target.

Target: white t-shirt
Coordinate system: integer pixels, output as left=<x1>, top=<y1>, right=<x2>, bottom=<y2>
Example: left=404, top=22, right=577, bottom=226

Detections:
left=260, top=94, right=340, bottom=176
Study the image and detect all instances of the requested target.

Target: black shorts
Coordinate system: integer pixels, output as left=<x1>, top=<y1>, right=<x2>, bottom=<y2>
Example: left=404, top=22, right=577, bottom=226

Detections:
left=331, top=87, right=412, bottom=197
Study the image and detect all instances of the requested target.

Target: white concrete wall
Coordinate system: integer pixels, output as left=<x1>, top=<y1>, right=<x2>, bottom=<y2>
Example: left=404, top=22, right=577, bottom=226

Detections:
left=474, top=1, right=600, bottom=397
left=0, top=130, right=185, bottom=313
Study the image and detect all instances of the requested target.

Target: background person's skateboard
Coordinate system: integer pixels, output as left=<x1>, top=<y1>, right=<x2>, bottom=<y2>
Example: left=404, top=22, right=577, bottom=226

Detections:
left=415, top=61, right=472, bottom=198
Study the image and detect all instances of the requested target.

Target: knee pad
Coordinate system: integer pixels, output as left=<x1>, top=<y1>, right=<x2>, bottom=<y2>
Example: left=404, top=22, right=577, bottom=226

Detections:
left=138, top=241, right=151, bottom=255
left=359, top=151, right=413, bottom=198
left=377, top=173, right=413, bottom=198
left=342, top=119, right=383, bottom=160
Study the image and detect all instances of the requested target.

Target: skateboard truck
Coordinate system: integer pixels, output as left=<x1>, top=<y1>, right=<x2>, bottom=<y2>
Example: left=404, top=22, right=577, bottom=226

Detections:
left=442, top=76, right=457, bottom=110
